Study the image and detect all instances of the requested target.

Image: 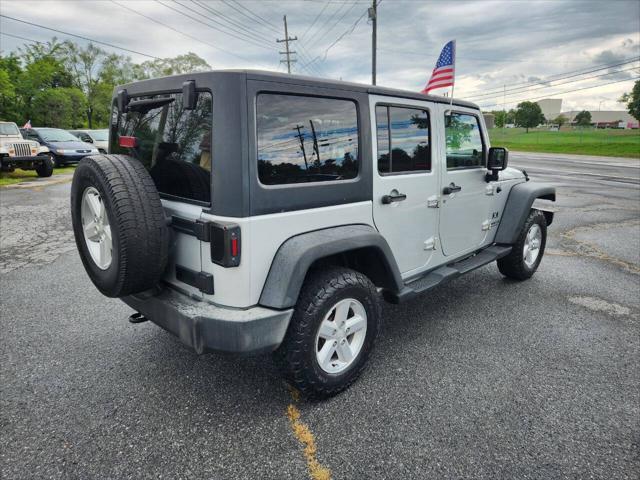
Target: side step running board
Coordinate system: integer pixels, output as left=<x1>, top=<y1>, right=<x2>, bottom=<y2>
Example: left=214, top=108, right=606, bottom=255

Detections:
left=388, top=245, right=512, bottom=303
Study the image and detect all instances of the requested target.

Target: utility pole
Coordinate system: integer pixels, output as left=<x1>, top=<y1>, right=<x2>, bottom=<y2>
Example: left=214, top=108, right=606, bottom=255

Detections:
left=277, top=15, right=297, bottom=74
left=293, top=124, right=308, bottom=170
left=369, top=1, right=377, bottom=85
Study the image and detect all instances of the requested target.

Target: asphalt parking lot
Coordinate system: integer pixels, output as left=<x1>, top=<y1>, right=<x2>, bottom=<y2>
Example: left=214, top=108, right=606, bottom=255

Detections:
left=1, top=152, right=639, bottom=479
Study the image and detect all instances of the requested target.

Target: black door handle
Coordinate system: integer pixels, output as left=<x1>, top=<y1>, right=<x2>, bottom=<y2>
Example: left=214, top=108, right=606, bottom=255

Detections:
left=381, top=192, right=407, bottom=204
left=442, top=183, right=462, bottom=195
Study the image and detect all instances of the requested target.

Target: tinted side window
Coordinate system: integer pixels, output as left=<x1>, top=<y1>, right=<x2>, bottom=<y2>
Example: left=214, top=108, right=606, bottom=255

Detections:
left=376, top=105, right=430, bottom=174
left=257, top=94, right=358, bottom=185
left=445, top=113, right=484, bottom=169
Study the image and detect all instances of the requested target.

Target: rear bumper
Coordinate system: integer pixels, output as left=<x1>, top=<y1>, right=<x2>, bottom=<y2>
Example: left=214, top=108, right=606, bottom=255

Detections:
left=122, top=287, right=293, bottom=355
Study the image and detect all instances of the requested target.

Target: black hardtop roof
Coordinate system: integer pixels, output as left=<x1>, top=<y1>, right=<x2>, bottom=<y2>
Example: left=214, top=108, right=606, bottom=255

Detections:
left=116, top=69, right=480, bottom=110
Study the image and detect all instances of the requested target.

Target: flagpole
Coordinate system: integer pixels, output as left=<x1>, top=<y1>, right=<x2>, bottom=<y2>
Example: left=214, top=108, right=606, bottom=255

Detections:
left=449, top=40, right=456, bottom=108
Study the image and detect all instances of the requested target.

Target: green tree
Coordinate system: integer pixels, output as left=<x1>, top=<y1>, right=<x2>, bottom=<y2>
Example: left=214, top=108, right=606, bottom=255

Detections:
left=574, top=110, right=592, bottom=127
left=0, top=54, right=21, bottom=120
left=514, top=101, right=545, bottom=133
left=19, top=37, right=66, bottom=64
left=552, top=114, right=567, bottom=128
left=31, top=87, right=87, bottom=128
left=135, top=52, right=210, bottom=79
left=619, top=80, right=640, bottom=121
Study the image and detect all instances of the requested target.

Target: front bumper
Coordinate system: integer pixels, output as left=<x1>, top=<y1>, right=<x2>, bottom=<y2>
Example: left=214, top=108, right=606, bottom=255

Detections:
left=1, top=155, right=45, bottom=165
left=122, top=287, right=293, bottom=355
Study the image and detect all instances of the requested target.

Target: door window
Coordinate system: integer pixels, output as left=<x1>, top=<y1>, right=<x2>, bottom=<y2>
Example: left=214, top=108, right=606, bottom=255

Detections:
left=376, top=105, right=430, bottom=174
left=256, top=94, right=358, bottom=185
left=445, top=113, right=484, bottom=169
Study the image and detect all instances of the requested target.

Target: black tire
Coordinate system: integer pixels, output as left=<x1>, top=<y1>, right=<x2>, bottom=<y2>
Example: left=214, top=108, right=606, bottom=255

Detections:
left=35, top=155, right=54, bottom=177
left=497, top=209, right=547, bottom=280
left=71, top=154, right=169, bottom=297
left=274, top=267, right=381, bottom=399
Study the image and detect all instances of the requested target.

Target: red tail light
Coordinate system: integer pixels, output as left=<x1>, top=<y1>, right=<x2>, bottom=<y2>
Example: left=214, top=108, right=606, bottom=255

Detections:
left=210, top=223, right=241, bottom=267
left=231, top=237, right=239, bottom=257
left=119, top=136, right=138, bottom=148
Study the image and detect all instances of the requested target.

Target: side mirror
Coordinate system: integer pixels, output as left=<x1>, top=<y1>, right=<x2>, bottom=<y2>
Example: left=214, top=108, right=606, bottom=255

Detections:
left=182, top=80, right=198, bottom=110
left=486, top=147, right=509, bottom=181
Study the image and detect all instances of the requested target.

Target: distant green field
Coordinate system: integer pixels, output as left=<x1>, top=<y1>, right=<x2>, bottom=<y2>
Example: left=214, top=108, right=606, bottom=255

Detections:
left=488, top=127, right=640, bottom=158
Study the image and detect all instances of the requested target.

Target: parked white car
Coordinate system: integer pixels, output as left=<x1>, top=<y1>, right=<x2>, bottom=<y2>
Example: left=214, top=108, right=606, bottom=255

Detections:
left=68, top=129, right=109, bottom=153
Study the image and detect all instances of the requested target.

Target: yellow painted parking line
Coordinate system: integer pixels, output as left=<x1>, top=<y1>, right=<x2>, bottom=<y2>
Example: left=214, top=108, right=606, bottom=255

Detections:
left=286, top=388, right=331, bottom=480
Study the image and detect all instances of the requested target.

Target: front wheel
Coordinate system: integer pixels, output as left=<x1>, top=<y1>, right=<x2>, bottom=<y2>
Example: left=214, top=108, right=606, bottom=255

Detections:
left=274, top=267, right=381, bottom=399
left=497, top=209, right=547, bottom=280
left=35, top=155, right=54, bottom=177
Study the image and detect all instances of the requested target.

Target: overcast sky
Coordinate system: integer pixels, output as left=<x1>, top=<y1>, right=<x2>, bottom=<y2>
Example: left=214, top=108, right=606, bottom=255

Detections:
left=1, top=0, right=639, bottom=112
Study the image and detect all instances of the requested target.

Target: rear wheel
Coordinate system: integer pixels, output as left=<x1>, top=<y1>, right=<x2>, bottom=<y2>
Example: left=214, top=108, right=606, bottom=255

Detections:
left=274, top=267, right=381, bottom=399
left=498, top=209, right=547, bottom=280
left=71, top=154, right=169, bottom=297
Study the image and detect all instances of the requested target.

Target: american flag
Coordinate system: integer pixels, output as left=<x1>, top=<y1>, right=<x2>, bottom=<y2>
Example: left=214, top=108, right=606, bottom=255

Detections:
left=421, top=40, right=456, bottom=94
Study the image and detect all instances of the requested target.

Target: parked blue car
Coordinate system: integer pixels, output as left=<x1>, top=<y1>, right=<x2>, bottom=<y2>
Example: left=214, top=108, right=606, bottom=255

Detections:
left=20, top=127, right=99, bottom=167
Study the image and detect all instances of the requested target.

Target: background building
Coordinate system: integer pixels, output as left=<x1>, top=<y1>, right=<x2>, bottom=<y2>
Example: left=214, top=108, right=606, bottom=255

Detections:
left=561, top=110, right=638, bottom=128
left=482, top=113, right=495, bottom=129
left=536, top=99, right=563, bottom=121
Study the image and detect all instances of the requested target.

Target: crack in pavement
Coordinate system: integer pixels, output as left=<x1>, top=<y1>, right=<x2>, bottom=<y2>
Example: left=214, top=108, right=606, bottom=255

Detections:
left=553, top=219, right=640, bottom=275
left=0, top=197, right=76, bottom=274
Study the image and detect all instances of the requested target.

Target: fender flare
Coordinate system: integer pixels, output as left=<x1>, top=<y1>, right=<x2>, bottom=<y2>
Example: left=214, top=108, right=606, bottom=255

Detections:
left=259, top=224, right=404, bottom=309
left=494, top=181, right=556, bottom=245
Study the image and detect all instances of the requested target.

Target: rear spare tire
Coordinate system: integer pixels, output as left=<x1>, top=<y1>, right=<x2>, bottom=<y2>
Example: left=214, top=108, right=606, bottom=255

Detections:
left=71, top=154, right=169, bottom=297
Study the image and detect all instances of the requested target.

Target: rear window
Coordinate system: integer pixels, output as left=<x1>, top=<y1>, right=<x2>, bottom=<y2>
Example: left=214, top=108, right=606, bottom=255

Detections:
left=257, top=93, right=359, bottom=185
left=110, top=91, right=213, bottom=204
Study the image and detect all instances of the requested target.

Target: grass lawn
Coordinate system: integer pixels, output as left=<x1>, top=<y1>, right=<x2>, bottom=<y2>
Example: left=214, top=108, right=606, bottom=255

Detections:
left=488, top=127, right=640, bottom=158
left=0, top=166, right=76, bottom=187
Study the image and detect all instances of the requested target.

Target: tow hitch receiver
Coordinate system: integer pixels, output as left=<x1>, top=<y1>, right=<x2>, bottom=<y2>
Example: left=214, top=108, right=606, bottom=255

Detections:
left=128, top=312, right=148, bottom=324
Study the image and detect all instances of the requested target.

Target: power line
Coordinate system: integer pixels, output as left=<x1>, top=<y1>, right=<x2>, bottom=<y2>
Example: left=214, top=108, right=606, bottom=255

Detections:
left=477, top=77, right=639, bottom=110
left=155, top=0, right=273, bottom=52
left=192, top=0, right=274, bottom=45
left=0, top=14, right=161, bottom=59
left=110, top=0, right=252, bottom=62
left=301, top=1, right=331, bottom=40
left=466, top=58, right=640, bottom=100
left=305, top=0, right=350, bottom=45
left=469, top=65, right=639, bottom=104
left=220, top=0, right=280, bottom=37
left=175, top=0, right=274, bottom=49
left=303, top=3, right=371, bottom=69
left=225, top=0, right=281, bottom=32
left=0, top=32, right=43, bottom=44
left=462, top=56, right=640, bottom=97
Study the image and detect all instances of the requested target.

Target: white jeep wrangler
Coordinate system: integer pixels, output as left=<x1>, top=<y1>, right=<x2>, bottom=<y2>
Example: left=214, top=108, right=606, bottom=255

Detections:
left=0, top=121, right=53, bottom=177
left=71, top=71, right=555, bottom=398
